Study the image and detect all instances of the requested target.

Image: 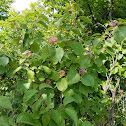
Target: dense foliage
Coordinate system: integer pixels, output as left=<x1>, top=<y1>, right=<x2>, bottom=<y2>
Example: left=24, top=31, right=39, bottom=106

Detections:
left=0, top=0, right=14, bottom=20
left=0, top=0, right=126, bottom=126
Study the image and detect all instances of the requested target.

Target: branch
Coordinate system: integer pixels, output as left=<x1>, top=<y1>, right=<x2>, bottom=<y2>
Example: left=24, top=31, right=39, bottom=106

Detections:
left=112, top=77, right=120, bottom=102
left=104, top=54, right=118, bottom=94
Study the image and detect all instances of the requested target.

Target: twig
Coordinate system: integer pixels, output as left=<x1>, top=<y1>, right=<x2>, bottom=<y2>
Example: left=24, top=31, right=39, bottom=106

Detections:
left=104, top=54, right=118, bottom=94
left=59, top=107, right=65, bottom=112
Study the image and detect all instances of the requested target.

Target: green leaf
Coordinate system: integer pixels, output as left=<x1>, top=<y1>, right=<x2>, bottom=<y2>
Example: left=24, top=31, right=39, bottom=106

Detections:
left=6, top=69, right=14, bottom=77
left=56, top=17, right=63, bottom=28
left=23, top=89, right=38, bottom=102
left=43, top=66, right=51, bottom=74
left=23, top=33, right=30, bottom=48
left=98, top=65, right=106, bottom=73
left=123, top=71, right=126, bottom=78
left=42, top=111, right=50, bottom=126
left=80, top=55, right=90, bottom=68
left=13, top=66, right=22, bottom=74
left=117, top=54, right=123, bottom=60
left=51, top=70, right=60, bottom=81
left=56, top=78, right=68, bottom=92
left=59, top=118, right=65, bottom=126
left=23, top=83, right=31, bottom=90
left=67, top=71, right=80, bottom=85
left=38, top=21, right=48, bottom=29
left=52, top=48, right=64, bottom=64
left=17, top=112, right=40, bottom=126
left=112, top=67, right=118, bottom=74
left=114, top=26, right=126, bottom=42
left=0, top=116, right=9, bottom=126
left=51, top=110, right=62, bottom=125
left=77, top=21, right=85, bottom=29
left=68, top=53, right=78, bottom=62
left=91, top=106, right=100, bottom=113
left=93, top=38, right=101, bottom=47
left=9, top=118, right=15, bottom=126
left=105, top=47, right=115, bottom=57
left=19, top=58, right=26, bottom=64
left=63, top=96, right=75, bottom=106
left=65, top=107, right=78, bottom=126
left=42, top=47, right=50, bottom=61
left=64, top=89, right=74, bottom=97
left=71, top=27, right=80, bottom=35
left=12, top=38, right=21, bottom=44
left=27, top=70, right=34, bottom=83
left=17, top=80, right=27, bottom=94
left=39, top=83, right=52, bottom=90
left=0, top=57, right=9, bottom=66
left=78, top=16, right=92, bottom=24
left=30, top=42, right=40, bottom=53
left=105, top=40, right=113, bottom=47
left=81, top=74, right=94, bottom=87
left=73, top=90, right=82, bottom=104
left=27, top=70, right=34, bottom=80
left=49, top=120, right=57, bottom=126
left=71, top=42, right=83, bottom=55
left=0, top=66, right=6, bottom=75
left=94, top=57, right=103, bottom=67
left=41, top=14, right=49, bottom=23
left=0, top=96, right=12, bottom=110
left=79, top=84, right=89, bottom=97
left=82, top=121, right=92, bottom=126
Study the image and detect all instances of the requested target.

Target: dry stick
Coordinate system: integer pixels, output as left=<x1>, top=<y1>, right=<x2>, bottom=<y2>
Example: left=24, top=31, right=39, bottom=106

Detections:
left=110, top=77, right=120, bottom=126
left=103, top=54, right=118, bottom=125
left=123, top=95, right=126, bottom=120
left=104, top=54, right=118, bottom=94
left=59, top=107, right=65, bottom=112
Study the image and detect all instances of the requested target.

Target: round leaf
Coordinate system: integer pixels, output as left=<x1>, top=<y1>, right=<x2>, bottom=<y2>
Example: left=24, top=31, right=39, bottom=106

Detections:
left=42, top=112, right=50, bottom=126
left=67, top=71, right=80, bottom=85
left=30, top=42, right=40, bottom=53
left=56, top=78, right=68, bottom=92
left=80, top=55, right=90, bottom=68
left=0, top=57, right=9, bottom=66
left=81, top=74, right=94, bottom=87
left=17, top=112, right=40, bottom=126
left=71, top=42, right=83, bottom=56
left=52, top=48, right=64, bottom=64
left=0, top=116, right=9, bottom=126
left=0, top=96, right=12, bottom=110
left=23, top=89, right=38, bottom=102
left=63, top=96, right=75, bottom=106
left=65, top=107, right=78, bottom=126
left=51, top=110, right=62, bottom=125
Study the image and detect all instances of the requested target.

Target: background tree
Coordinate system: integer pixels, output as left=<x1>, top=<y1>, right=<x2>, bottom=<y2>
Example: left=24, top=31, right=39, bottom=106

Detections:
left=0, top=0, right=14, bottom=20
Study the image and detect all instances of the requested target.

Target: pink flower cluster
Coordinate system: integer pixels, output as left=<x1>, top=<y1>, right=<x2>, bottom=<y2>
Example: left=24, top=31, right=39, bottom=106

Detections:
left=58, top=70, right=65, bottom=76
left=69, top=8, right=74, bottom=13
left=0, top=45, right=3, bottom=47
left=109, top=20, right=118, bottom=27
left=119, top=90, right=123, bottom=95
left=48, top=37, right=58, bottom=44
left=22, top=50, right=31, bottom=56
left=46, top=80, right=51, bottom=85
left=66, top=52, right=72, bottom=54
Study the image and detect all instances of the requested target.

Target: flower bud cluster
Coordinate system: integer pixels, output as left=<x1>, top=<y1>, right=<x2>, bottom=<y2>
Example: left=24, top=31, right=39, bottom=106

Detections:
left=109, top=20, right=118, bottom=27
left=22, top=50, right=31, bottom=56
left=48, top=37, right=58, bottom=44
left=79, top=67, right=87, bottom=76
